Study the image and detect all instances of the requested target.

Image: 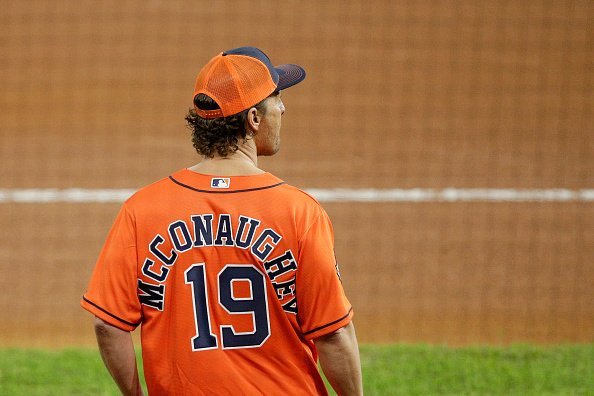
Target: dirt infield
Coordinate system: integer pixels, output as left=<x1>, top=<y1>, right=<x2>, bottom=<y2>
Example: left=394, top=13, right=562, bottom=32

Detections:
left=1, top=1, right=592, bottom=346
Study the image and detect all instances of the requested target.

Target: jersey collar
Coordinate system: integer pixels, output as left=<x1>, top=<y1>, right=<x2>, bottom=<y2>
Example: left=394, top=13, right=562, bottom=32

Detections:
left=168, top=168, right=285, bottom=194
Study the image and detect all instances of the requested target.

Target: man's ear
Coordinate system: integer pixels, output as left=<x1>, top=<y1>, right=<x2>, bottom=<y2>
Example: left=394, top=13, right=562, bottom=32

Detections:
left=246, top=107, right=260, bottom=134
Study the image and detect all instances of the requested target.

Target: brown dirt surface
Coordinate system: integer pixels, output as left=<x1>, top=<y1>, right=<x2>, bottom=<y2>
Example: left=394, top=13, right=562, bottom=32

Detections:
left=1, top=1, right=592, bottom=346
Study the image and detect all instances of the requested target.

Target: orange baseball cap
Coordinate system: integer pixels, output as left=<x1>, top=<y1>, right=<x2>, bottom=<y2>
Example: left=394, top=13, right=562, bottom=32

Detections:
left=193, top=46, right=306, bottom=119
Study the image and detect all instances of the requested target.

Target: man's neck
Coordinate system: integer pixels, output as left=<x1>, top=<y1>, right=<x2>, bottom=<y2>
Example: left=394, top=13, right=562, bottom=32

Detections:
left=188, top=144, right=265, bottom=176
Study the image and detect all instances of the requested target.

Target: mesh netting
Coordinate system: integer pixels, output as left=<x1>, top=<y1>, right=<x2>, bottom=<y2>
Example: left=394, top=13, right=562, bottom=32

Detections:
left=0, top=0, right=592, bottom=346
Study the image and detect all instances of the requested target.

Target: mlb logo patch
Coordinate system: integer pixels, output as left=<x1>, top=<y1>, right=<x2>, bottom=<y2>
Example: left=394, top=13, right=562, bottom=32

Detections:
left=211, top=178, right=230, bottom=189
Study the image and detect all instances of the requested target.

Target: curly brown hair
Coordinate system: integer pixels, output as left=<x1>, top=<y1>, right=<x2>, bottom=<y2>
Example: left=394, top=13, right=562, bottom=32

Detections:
left=185, top=94, right=267, bottom=158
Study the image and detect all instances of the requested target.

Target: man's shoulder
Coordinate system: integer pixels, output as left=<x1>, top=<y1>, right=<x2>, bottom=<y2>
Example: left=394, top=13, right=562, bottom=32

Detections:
left=122, top=174, right=174, bottom=208
left=272, top=182, right=328, bottom=224
left=277, top=183, right=322, bottom=208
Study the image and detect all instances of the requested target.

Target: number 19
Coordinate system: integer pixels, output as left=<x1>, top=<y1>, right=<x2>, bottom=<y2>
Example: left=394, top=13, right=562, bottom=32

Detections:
left=184, top=264, right=271, bottom=351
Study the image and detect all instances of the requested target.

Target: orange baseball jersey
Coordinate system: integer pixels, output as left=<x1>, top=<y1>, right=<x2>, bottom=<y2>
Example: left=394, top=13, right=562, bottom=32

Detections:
left=81, top=169, right=353, bottom=395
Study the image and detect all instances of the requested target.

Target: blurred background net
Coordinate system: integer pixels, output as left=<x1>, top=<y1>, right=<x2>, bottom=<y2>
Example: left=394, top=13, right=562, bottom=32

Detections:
left=0, top=0, right=592, bottom=347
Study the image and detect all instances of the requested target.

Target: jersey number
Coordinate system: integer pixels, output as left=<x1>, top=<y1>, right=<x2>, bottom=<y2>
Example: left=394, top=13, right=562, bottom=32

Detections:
left=184, top=264, right=270, bottom=351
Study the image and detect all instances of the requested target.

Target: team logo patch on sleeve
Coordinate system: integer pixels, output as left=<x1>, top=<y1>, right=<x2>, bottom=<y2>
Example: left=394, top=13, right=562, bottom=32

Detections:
left=211, top=178, right=230, bottom=188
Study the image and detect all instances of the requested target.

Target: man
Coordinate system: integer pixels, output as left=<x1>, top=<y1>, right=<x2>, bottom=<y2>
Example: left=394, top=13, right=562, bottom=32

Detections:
left=81, top=46, right=363, bottom=395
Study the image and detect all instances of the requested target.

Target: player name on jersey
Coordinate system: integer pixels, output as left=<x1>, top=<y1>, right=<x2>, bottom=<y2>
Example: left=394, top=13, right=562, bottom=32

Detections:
left=138, top=214, right=298, bottom=315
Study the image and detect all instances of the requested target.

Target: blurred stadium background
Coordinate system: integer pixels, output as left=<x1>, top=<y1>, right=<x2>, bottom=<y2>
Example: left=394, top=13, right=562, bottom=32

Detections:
left=0, top=0, right=592, bottom=347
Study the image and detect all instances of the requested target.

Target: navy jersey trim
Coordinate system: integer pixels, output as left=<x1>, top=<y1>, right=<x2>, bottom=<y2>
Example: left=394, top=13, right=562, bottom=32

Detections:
left=169, top=176, right=286, bottom=194
left=303, top=307, right=353, bottom=336
left=82, top=296, right=141, bottom=327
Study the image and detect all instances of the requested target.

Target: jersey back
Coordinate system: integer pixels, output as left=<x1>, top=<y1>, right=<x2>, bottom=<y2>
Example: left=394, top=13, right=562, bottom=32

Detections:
left=81, top=169, right=353, bottom=395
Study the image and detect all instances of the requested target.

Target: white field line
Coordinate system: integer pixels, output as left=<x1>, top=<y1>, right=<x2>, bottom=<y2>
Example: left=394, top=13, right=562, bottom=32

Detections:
left=0, top=188, right=593, bottom=203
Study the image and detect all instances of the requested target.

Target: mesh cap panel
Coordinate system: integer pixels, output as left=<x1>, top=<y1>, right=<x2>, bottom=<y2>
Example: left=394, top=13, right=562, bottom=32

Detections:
left=229, top=55, right=277, bottom=111
left=193, top=54, right=277, bottom=118
left=203, top=59, right=243, bottom=113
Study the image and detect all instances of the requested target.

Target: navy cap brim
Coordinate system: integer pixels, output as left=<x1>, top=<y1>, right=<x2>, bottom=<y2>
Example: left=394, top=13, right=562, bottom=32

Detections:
left=275, top=64, right=306, bottom=91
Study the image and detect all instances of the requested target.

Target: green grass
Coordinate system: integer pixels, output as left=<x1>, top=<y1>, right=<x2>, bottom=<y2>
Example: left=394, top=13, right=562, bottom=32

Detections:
left=356, top=344, right=594, bottom=396
left=0, top=344, right=592, bottom=395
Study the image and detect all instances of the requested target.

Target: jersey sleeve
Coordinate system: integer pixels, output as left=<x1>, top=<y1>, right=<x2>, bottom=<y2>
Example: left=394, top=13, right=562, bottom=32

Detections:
left=296, top=209, right=353, bottom=340
left=80, top=203, right=142, bottom=331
